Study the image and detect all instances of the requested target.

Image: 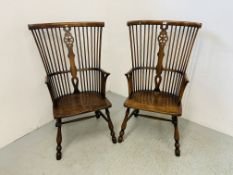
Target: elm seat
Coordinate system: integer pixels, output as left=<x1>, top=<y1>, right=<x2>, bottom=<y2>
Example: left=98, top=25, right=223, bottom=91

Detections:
left=54, top=92, right=112, bottom=118
left=124, top=91, right=181, bottom=116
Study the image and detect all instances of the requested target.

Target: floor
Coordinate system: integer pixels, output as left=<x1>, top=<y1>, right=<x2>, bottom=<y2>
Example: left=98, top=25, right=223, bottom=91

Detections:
left=0, top=92, right=233, bottom=175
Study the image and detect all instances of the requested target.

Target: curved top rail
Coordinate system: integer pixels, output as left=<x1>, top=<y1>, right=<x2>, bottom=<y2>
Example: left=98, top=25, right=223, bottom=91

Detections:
left=28, top=21, right=105, bottom=30
left=127, top=20, right=202, bottom=28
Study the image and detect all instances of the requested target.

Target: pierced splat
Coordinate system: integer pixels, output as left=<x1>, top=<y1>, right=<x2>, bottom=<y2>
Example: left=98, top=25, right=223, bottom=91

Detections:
left=64, top=26, right=79, bottom=93
left=155, top=23, right=168, bottom=91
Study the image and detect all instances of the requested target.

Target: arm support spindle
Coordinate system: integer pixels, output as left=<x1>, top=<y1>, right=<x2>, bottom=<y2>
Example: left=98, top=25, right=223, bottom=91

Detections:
left=125, top=69, right=133, bottom=96
left=178, top=73, right=189, bottom=103
left=100, top=69, right=110, bottom=97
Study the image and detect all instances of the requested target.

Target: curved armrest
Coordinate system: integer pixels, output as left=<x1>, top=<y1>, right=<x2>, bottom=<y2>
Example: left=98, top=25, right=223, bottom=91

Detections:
left=45, top=75, right=55, bottom=103
left=178, top=73, right=189, bottom=103
left=100, top=69, right=110, bottom=97
left=125, top=69, right=133, bottom=96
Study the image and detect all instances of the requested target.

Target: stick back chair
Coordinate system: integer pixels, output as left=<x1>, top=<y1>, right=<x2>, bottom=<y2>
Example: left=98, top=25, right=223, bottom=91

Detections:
left=28, top=22, right=116, bottom=160
left=118, top=20, right=202, bottom=156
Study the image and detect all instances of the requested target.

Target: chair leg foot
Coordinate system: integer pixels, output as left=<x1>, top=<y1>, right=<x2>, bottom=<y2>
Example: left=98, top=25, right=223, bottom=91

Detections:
left=56, top=150, right=62, bottom=160
left=56, top=119, right=62, bottom=160
left=112, top=136, right=117, bottom=144
left=172, top=116, right=180, bottom=157
left=118, top=108, right=130, bottom=143
left=105, top=109, right=117, bottom=144
left=175, top=148, right=180, bottom=157
left=118, top=135, right=123, bottom=143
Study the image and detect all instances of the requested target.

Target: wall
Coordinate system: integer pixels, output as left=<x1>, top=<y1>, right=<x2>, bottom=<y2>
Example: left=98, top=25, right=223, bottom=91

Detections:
left=0, top=0, right=233, bottom=148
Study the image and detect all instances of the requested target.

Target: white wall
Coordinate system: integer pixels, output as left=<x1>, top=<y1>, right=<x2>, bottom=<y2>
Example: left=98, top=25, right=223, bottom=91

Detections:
left=0, top=0, right=233, bottom=148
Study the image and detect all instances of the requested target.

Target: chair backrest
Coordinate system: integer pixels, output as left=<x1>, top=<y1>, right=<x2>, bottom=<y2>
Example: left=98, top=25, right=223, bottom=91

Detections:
left=29, top=22, right=104, bottom=99
left=127, top=20, right=201, bottom=96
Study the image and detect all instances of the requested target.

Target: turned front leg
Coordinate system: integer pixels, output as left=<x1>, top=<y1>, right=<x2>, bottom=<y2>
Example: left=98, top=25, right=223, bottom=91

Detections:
left=172, top=116, right=180, bottom=156
left=105, top=108, right=117, bottom=143
left=56, top=119, right=62, bottom=160
left=118, top=108, right=130, bottom=143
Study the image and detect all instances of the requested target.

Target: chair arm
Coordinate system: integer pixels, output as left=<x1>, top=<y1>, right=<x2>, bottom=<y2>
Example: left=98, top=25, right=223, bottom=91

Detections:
left=45, top=75, right=55, bottom=102
left=178, top=73, right=189, bottom=103
left=100, top=69, right=110, bottom=97
left=125, top=69, right=133, bottom=96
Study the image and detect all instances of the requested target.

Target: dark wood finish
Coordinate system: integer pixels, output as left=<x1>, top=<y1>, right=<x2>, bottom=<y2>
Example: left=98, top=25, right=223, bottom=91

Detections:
left=95, top=111, right=101, bottom=119
left=172, top=116, right=180, bottom=156
left=105, top=109, right=117, bottom=143
left=28, top=22, right=104, bottom=29
left=118, top=20, right=202, bottom=156
left=127, top=20, right=202, bottom=28
left=28, top=21, right=116, bottom=160
left=55, top=119, right=62, bottom=160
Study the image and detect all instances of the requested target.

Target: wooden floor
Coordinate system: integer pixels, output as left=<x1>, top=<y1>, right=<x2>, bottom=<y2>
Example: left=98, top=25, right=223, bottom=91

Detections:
left=0, top=92, right=232, bottom=175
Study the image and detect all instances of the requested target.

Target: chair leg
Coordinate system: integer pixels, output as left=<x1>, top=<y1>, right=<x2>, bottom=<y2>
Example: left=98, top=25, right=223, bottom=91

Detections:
left=118, top=108, right=130, bottom=143
left=134, top=109, right=139, bottom=117
left=172, top=116, right=180, bottom=157
left=55, top=119, right=62, bottom=160
left=105, top=108, right=117, bottom=143
left=95, top=111, right=100, bottom=119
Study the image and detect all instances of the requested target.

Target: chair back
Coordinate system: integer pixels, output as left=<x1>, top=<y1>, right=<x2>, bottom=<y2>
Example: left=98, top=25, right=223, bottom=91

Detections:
left=127, top=20, right=201, bottom=95
left=29, top=22, right=105, bottom=98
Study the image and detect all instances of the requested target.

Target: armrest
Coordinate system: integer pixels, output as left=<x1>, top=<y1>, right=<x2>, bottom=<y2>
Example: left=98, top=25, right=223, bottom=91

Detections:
left=125, top=69, right=133, bottom=77
left=100, top=69, right=110, bottom=97
left=125, top=69, right=133, bottom=96
left=100, top=69, right=110, bottom=77
left=45, top=75, right=55, bottom=102
left=178, top=73, right=189, bottom=103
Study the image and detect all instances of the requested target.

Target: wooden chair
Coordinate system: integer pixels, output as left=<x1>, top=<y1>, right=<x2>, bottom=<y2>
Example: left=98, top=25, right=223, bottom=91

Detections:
left=118, top=20, right=202, bottom=156
left=28, top=22, right=116, bottom=160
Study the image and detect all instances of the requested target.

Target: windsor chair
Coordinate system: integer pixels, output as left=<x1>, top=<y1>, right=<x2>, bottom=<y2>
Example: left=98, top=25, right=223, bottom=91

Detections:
left=28, top=22, right=116, bottom=160
left=118, top=20, right=202, bottom=156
